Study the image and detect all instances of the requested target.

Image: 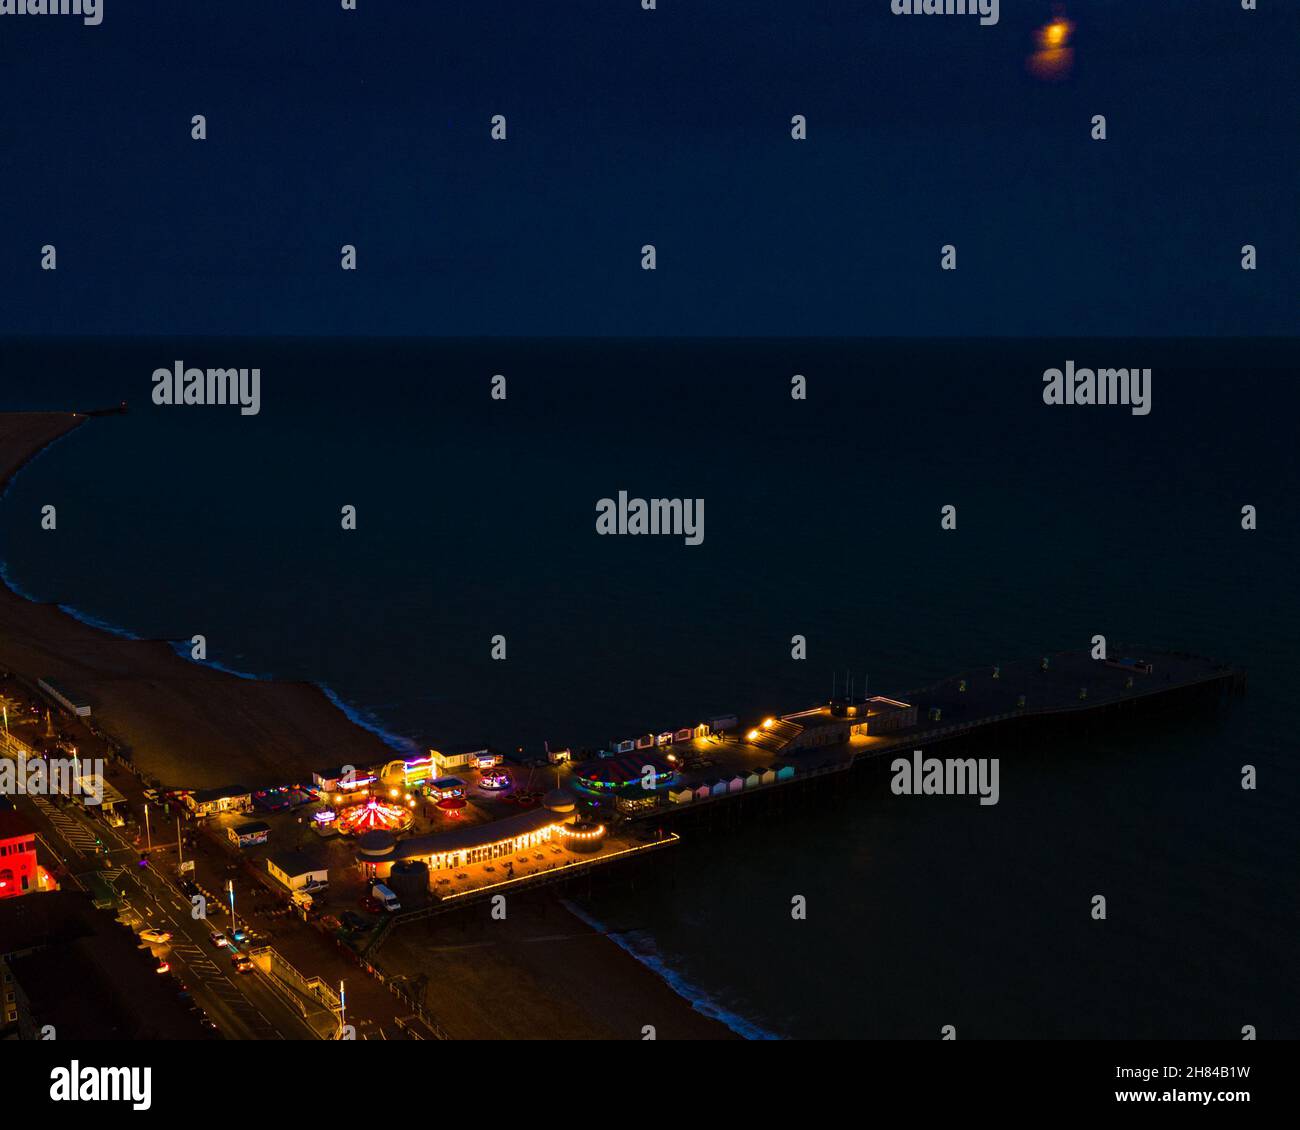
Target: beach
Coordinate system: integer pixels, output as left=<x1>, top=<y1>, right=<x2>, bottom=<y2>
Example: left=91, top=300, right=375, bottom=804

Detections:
left=0, top=409, right=738, bottom=1039
left=378, top=892, right=740, bottom=1040
left=0, top=410, right=397, bottom=789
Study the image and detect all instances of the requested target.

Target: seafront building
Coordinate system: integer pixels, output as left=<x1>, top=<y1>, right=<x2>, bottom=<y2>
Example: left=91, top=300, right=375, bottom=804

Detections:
left=344, top=689, right=922, bottom=890
left=0, top=806, right=39, bottom=899
left=80, top=648, right=1232, bottom=910
left=354, top=789, right=606, bottom=880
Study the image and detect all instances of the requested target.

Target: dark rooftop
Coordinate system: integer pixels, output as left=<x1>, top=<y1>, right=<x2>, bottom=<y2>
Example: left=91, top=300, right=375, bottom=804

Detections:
left=0, top=807, right=36, bottom=841
left=0, top=890, right=209, bottom=1039
left=190, top=784, right=251, bottom=802
left=360, top=806, right=568, bottom=863
left=267, top=850, right=326, bottom=876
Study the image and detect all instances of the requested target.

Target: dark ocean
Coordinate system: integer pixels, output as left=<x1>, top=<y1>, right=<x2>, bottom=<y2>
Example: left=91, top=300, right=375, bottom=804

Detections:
left=2, top=338, right=1296, bottom=1038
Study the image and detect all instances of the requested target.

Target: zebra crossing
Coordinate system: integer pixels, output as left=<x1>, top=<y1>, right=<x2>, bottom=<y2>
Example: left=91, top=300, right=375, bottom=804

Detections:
left=170, top=941, right=224, bottom=978
left=16, top=790, right=303, bottom=1040
left=206, top=981, right=282, bottom=1039
left=169, top=942, right=283, bottom=1039
left=29, top=794, right=101, bottom=853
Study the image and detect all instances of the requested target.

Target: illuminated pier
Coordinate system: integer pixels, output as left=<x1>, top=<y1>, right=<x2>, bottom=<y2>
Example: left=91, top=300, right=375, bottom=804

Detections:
left=346, top=647, right=1241, bottom=909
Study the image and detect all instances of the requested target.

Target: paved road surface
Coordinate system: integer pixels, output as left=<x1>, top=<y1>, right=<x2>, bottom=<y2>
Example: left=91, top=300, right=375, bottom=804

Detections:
left=15, top=791, right=320, bottom=1040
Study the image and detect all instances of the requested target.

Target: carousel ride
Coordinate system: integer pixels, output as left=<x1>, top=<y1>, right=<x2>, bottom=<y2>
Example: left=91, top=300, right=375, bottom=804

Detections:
left=335, top=795, right=415, bottom=836
left=478, top=767, right=512, bottom=791
left=436, top=796, right=467, bottom=818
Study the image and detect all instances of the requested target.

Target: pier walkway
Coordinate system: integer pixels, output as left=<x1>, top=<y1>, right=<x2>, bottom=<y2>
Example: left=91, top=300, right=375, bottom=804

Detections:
left=619, top=647, right=1243, bottom=819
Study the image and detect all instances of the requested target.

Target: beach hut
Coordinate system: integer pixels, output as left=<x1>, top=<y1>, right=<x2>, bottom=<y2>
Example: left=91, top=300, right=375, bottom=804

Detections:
left=428, top=777, right=466, bottom=801
left=267, top=851, right=329, bottom=892
left=635, top=733, right=655, bottom=750
left=710, top=779, right=729, bottom=798
left=760, top=767, right=777, bottom=786
left=186, top=785, right=253, bottom=817
left=656, top=731, right=674, bottom=747
left=668, top=787, right=694, bottom=806
left=727, top=774, right=745, bottom=794
left=674, top=727, right=693, bottom=743
left=693, top=783, right=711, bottom=801
left=228, top=821, right=270, bottom=849
left=744, top=771, right=763, bottom=790
left=614, top=739, right=635, bottom=754
left=776, top=765, right=795, bottom=782
left=430, top=746, right=500, bottom=774
left=313, top=766, right=350, bottom=792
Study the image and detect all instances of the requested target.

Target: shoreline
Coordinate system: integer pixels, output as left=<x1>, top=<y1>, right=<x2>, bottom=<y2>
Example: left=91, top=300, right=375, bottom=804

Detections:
left=560, top=898, right=778, bottom=1040
left=0, top=410, right=400, bottom=789
left=376, top=889, right=741, bottom=1041
left=0, top=409, right=739, bottom=1040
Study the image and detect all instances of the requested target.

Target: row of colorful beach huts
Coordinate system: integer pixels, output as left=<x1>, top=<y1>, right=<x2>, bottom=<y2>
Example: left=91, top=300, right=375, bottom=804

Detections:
left=665, top=763, right=796, bottom=806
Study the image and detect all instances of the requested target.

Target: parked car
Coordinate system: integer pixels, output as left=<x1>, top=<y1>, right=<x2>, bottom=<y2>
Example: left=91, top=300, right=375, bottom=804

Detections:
left=360, top=895, right=382, bottom=915
left=230, top=952, right=253, bottom=974
left=209, top=931, right=228, bottom=948
left=139, top=927, right=172, bottom=944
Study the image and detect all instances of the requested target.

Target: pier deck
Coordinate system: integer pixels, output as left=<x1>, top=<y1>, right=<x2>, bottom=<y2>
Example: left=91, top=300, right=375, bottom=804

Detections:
left=372, top=647, right=1239, bottom=912
left=616, top=647, right=1242, bottom=816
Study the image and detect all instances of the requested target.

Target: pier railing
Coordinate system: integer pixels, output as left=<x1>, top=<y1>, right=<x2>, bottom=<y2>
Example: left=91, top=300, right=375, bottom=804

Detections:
left=248, top=944, right=340, bottom=1038
left=1, top=728, right=40, bottom=760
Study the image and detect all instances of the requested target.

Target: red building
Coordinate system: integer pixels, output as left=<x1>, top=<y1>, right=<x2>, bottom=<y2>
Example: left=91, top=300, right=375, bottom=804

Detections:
left=0, top=809, right=38, bottom=899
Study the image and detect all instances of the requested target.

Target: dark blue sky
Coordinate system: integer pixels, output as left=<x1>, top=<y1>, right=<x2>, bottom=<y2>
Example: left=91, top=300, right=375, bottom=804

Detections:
left=1, top=0, right=1296, bottom=337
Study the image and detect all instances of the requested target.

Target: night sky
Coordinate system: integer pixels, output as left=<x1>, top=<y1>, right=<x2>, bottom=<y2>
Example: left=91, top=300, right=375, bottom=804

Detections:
left=1, top=0, right=1297, bottom=337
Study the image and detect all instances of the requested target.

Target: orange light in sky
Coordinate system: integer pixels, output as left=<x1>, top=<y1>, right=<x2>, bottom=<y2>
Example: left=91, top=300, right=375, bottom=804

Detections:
left=1038, top=19, right=1072, bottom=50
left=1029, top=15, right=1075, bottom=81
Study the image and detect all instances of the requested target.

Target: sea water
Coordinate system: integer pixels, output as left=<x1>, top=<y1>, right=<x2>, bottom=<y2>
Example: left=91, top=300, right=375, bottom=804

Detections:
left=1, top=337, right=1295, bottom=1038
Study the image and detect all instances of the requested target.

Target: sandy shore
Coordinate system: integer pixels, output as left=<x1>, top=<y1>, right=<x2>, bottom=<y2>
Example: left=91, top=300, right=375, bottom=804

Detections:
left=0, top=410, right=738, bottom=1039
left=0, top=411, right=395, bottom=789
left=380, top=892, right=739, bottom=1040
